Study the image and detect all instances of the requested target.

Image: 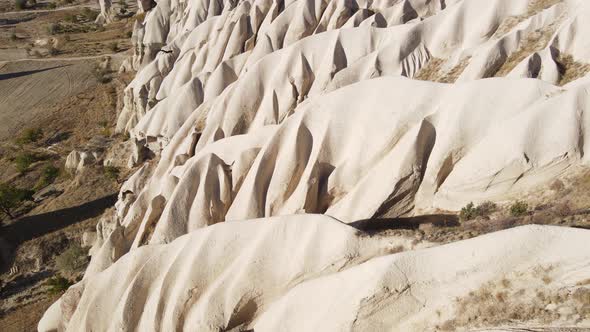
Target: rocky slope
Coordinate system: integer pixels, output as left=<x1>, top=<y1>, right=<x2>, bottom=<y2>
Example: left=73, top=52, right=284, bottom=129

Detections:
left=41, top=0, right=590, bottom=330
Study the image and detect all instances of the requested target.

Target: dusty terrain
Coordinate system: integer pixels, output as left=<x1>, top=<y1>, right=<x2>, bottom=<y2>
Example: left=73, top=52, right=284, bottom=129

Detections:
left=0, top=1, right=136, bottom=330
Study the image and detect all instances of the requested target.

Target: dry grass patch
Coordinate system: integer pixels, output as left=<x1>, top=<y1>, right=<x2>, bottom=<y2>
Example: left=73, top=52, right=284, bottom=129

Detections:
left=493, top=0, right=562, bottom=38
left=414, top=57, right=470, bottom=83
left=494, top=23, right=557, bottom=77
left=527, top=0, right=563, bottom=16
left=440, top=266, right=590, bottom=330
left=414, top=58, right=444, bottom=81
left=557, top=53, right=590, bottom=86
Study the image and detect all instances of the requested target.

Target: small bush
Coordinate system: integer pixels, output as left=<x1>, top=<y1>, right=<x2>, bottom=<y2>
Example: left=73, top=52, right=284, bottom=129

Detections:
left=47, top=2, right=56, bottom=9
left=48, top=46, right=59, bottom=56
left=104, top=166, right=119, bottom=180
left=81, top=7, right=98, bottom=21
left=47, top=23, right=60, bottom=35
left=64, top=13, right=76, bottom=23
left=46, top=275, right=73, bottom=295
left=14, top=0, right=27, bottom=10
left=10, top=33, right=17, bottom=41
left=98, top=120, right=111, bottom=136
left=93, top=66, right=111, bottom=84
left=108, top=41, right=118, bottom=52
left=55, top=242, right=87, bottom=274
left=549, top=179, right=565, bottom=192
left=0, top=183, right=33, bottom=219
left=459, top=201, right=498, bottom=221
left=35, top=165, right=60, bottom=189
left=510, top=200, right=529, bottom=217
left=476, top=201, right=497, bottom=216
left=16, top=127, right=43, bottom=145
left=460, top=202, right=477, bottom=221
left=125, top=30, right=133, bottom=38
left=14, top=152, right=37, bottom=173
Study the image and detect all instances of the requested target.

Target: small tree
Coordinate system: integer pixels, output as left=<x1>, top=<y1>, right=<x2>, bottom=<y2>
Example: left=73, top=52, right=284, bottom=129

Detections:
left=0, top=183, right=33, bottom=219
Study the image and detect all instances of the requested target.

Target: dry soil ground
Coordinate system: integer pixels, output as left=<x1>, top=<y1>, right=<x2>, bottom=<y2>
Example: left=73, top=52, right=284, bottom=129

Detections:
left=0, top=2, right=136, bottom=330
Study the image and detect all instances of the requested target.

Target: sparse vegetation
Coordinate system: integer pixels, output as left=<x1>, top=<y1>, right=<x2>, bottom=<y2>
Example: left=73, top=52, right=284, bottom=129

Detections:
left=48, top=46, right=59, bottom=56
left=35, top=165, right=60, bottom=189
left=557, top=53, right=590, bottom=86
left=414, top=57, right=471, bottom=83
left=81, top=7, right=99, bottom=21
left=47, top=23, right=60, bottom=35
left=494, top=24, right=557, bottom=77
left=108, top=41, right=119, bottom=52
left=16, top=127, right=43, bottom=145
left=104, top=166, right=119, bottom=180
left=0, top=183, right=33, bottom=219
left=440, top=266, right=590, bottom=330
left=549, top=179, right=565, bottom=192
left=64, top=13, right=77, bottom=23
left=46, top=275, right=73, bottom=295
left=14, top=152, right=37, bottom=173
left=509, top=200, right=529, bottom=217
left=55, top=242, right=88, bottom=274
left=98, top=120, right=112, bottom=136
left=93, top=66, right=111, bottom=84
left=459, top=201, right=497, bottom=221
left=14, top=0, right=27, bottom=10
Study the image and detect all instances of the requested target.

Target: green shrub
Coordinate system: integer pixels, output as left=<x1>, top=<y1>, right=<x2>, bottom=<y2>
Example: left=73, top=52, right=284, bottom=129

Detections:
left=476, top=201, right=497, bottom=216
left=46, top=275, right=73, bottom=295
left=14, top=152, right=37, bottom=173
left=10, top=33, right=17, bottom=41
left=510, top=200, right=529, bottom=217
left=104, top=166, right=119, bottom=180
left=14, top=0, right=27, bottom=10
left=460, top=202, right=477, bottom=221
left=81, top=7, right=98, bottom=21
left=55, top=242, right=87, bottom=274
left=460, top=201, right=498, bottom=221
left=47, top=23, right=60, bottom=35
left=64, top=13, right=76, bottom=23
left=35, top=165, right=60, bottom=189
left=47, top=2, right=56, bottom=9
left=16, top=127, right=43, bottom=145
left=0, top=183, right=33, bottom=219
left=108, top=41, right=118, bottom=52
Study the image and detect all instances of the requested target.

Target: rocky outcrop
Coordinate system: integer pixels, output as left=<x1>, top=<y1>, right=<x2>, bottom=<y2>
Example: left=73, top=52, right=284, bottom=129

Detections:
left=96, top=0, right=114, bottom=25
left=39, top=219, right=590, bottom=331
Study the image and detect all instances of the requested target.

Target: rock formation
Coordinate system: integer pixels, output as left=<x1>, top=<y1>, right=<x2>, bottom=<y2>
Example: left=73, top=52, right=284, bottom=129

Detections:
left=40, top=0, right=590, bottom=330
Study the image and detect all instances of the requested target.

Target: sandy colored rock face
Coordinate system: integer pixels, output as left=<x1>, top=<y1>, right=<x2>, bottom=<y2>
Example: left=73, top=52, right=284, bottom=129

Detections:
left=39, top=0, right=590, bottom=330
